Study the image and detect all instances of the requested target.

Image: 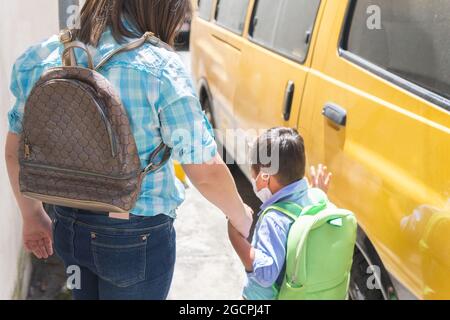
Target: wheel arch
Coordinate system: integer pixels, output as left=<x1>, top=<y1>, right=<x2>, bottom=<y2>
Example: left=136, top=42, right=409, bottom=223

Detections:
left=354, top=225, right=418, bottom=300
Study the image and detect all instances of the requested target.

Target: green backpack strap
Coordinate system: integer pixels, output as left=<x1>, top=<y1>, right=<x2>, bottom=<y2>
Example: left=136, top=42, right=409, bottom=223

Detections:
left=261, top=200, right=328, bottom=220
left=260, top=201, right=304, bottom=221
left=259, top=201, right=303, bottom=296
left=260, top=187, right=330, bottom=220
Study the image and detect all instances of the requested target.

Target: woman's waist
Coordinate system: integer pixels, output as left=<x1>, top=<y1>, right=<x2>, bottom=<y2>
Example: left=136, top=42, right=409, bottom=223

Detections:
left=51, top=203, right=174, bottom=232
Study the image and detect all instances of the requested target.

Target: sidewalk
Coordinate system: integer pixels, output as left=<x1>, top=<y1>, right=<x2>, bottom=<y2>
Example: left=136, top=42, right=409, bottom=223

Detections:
left=168, top=181, right=245, bottom=300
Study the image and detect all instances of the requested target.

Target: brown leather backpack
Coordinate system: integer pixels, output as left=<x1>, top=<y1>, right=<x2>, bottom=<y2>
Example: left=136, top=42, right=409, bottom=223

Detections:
left=19, top=29, right=172, bottom=214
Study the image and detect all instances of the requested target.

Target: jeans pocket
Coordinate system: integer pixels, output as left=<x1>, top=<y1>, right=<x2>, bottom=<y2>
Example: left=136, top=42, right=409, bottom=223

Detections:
left=91, top=233, right=149, bottom=288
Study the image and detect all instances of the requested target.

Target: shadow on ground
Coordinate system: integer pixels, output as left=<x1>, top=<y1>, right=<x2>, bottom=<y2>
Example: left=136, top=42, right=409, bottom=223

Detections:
left=27, top=255, right=71, bottom=300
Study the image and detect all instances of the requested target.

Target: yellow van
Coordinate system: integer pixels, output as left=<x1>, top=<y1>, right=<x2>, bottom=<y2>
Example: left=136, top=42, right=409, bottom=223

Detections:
left=190, top=0, right=450, bottom=299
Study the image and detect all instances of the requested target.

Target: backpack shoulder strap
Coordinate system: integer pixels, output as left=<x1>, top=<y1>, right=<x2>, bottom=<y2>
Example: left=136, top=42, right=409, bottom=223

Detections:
left=60, top=29, right=82, bottom=68
left=262, top=199, right=329, bottom=221
left=142, top=142, right=172, bottom=176
left=59, top=29, right=173, bottom=71
left=261, top=201, right=304, bottom=221
left=95, top=31, right=173, bottom=71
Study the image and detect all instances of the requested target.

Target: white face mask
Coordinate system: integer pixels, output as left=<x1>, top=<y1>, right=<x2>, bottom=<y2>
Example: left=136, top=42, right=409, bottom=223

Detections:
left=251, top=172, right=273, bottom=203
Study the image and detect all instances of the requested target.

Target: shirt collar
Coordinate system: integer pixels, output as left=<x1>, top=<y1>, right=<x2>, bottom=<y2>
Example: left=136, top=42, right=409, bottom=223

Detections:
left=259, top=178, right=309, bottom=213
left=92, top=18, right=140, bottom=62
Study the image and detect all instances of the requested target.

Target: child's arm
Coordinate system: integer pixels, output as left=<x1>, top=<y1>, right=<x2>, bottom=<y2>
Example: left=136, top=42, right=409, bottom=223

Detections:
left=227, top=221, right=255, bottom=272
left=229, top=212, right=290, bottom=288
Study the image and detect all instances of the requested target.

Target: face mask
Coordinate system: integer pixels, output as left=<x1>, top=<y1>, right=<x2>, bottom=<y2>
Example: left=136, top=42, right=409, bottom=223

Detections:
left=251, top=172, right=273, bottom=203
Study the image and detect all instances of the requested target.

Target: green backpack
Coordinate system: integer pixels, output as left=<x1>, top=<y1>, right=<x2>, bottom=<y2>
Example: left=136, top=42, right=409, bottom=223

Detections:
left=261, top=192, right=357, bottom=300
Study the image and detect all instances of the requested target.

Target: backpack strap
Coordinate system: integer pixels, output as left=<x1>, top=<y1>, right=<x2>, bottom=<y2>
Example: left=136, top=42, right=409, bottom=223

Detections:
left=95, top=31, right=174, bottom=71
left=59, top=29, right=173, bottom=71
left=61, top=41, right=95, bottom=69
left=60, top=29, right=81, bottom=68
left=260, top=201, right=304, bottom=221
left=142, top=142, right=172, bottom=176
left=261, top=200, right=327, bottom=221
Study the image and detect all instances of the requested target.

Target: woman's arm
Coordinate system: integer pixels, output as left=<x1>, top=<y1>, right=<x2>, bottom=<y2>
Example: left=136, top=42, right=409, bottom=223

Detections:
left=4, top=132, right=53, bottom=259
left=182, top=154, right=253, bottom=238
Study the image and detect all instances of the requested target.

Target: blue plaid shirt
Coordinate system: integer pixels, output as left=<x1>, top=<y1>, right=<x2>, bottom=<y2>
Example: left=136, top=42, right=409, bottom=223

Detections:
left=7, top=27, right=217, bottom=218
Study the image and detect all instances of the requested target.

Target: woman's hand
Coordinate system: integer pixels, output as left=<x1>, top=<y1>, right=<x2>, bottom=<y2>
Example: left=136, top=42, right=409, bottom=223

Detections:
left=182, top=154, right=253, bottom=238
left=22, top=208, right=54, bottom=259
left=5, top=132, right=54, bottom=259
left=309, top=164, right=332, bottom=193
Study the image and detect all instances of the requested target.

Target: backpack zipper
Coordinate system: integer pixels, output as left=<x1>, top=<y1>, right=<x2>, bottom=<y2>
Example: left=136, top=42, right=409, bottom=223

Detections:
left=36, top=79, right=117, bottom=158
left=24, top=137, right=31, bottom=160
left=21, top=161, right=139, bottom=180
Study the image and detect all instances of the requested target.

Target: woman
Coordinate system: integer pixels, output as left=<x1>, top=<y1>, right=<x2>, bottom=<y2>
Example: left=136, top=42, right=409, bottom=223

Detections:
left=4, top=0, right=252, bottom=300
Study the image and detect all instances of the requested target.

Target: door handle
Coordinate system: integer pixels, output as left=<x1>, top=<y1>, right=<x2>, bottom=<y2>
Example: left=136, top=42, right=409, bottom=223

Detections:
left=322, top=103, right=347, bottom=127
left=282, top=81, right=295, bottom=121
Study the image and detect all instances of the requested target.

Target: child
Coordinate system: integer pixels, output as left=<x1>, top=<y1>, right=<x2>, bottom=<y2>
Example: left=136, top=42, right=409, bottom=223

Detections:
left=228, top=127, right=332, bottom=300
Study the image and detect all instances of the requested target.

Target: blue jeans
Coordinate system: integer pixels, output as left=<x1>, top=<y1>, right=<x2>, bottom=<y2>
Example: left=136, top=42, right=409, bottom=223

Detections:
left=51, top=205, right=176, bottom=300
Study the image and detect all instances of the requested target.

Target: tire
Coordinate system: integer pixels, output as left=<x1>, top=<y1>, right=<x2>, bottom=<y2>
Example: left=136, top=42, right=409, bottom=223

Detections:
left=201, top=94, right=216, bottom=128
left=349, top=247, right=385, bottom=300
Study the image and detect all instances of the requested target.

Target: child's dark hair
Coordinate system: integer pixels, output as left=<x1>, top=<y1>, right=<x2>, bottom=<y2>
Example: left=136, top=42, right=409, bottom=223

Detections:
left=250, top=127, right=306, bottom=185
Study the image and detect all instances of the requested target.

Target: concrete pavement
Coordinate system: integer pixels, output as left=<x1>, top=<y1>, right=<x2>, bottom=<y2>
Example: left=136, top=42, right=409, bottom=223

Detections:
left=168, top=181, right=245, bottom=300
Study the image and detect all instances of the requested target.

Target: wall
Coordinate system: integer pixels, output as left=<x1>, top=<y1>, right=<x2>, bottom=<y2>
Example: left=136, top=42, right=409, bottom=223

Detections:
left=0, top=0, right=59, bottom=300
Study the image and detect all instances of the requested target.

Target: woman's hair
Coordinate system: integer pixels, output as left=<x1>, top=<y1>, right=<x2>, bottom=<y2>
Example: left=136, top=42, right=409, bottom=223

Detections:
left=74, top=0, right=192, bottom=47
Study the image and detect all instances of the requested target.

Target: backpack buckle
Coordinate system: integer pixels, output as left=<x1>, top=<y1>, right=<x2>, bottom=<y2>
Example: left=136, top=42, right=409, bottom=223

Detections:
left=59, top=29, right=73, bottom=44
left=143, top=31, right=160, bottom=45
left=143, top=162, right=155, bottom=174
left=143, top=31, right=155, bottom=40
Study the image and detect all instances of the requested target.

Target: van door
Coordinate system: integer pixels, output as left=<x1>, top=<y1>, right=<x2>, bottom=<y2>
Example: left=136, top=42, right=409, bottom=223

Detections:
left=232, top=0, right=322, bottom=177
left=303, top=0, right=450, bottom=299
left=200, top=0, right=250, bottom=148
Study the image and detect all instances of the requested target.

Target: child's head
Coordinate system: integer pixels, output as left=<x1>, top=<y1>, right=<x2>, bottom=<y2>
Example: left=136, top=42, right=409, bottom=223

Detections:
left=250, top=127, right=306, bottom=200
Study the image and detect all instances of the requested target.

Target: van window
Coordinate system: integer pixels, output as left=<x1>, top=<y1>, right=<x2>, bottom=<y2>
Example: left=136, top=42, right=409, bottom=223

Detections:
left=198, top=0, right=213, bottom=20
left=344, top=0, right=450, bottom=102
left=215, top=0, right=249, bottom=34
left=249, top=0, right=321, bottom=62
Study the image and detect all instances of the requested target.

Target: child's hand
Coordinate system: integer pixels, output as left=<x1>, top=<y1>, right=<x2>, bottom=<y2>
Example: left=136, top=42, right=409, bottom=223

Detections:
left=227, top=221, right=255, bottom=272
left=309, top=164, right=332, bottom=193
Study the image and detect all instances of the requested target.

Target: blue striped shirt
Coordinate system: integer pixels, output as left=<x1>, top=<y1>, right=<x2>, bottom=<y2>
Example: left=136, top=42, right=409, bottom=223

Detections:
left=7, top=27, right=217, bottom=218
